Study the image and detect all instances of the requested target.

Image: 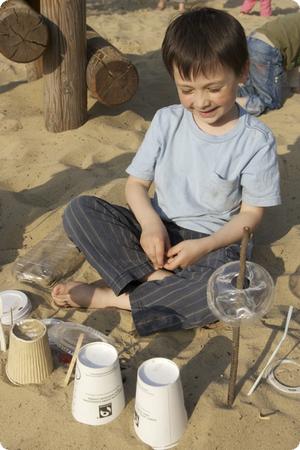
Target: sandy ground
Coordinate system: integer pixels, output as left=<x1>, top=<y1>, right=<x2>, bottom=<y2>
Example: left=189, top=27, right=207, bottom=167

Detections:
left=1, top=1, right=300, bottom=449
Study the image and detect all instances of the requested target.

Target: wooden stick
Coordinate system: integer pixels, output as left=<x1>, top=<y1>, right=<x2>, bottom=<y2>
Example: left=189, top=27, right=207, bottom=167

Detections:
left=0, top=322, right=7, bottom=352
left=227, top=226, right=250, bottom=407
left=63, top=332, right=84, bottom=387
left=10, top=307, right=13, bottom=327
left=0, top=298, right=6, bottom=351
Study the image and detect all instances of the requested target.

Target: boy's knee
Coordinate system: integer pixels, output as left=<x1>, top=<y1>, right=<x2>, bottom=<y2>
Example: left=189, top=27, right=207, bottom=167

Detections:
left=63, top=195, right=93, bottom=225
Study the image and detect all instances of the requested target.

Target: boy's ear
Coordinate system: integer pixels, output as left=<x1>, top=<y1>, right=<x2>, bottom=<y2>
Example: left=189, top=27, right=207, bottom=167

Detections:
left=240, top=61, right=249, bottom=83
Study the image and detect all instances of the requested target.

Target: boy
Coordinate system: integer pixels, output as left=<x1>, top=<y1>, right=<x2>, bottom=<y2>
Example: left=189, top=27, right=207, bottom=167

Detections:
left=237, top=12, right=300, bottom=116
left=52, top=8, right=281, bottom=336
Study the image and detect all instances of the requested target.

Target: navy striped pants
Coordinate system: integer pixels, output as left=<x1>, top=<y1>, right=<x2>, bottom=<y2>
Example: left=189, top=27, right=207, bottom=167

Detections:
left=63, top=195, right=241, bottom=336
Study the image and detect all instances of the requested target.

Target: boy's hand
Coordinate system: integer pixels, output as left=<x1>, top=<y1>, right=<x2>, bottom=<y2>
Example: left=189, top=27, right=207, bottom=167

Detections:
left=164, top=238, right=213, bottom=270
left=140, top=221, right=171, bottom=269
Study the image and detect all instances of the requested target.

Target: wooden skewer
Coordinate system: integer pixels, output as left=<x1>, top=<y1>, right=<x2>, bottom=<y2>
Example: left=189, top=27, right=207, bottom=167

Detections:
left=63, top=332, right=85, bottom=387
left=0, top=322, right=7, bottom=352
left=0, top=296, right=6, bottom=352
left=227, top=226, right=251, bottom=408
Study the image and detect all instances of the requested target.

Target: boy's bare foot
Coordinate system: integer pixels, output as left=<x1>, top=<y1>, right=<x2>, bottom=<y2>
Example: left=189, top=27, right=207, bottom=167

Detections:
left=144, top=268, right=173, bottom=282
left=51, top=280, right=131, bottom=310
left=203, top=320, right=223, bottom=330
left=52, top=281, right=109, bottom=308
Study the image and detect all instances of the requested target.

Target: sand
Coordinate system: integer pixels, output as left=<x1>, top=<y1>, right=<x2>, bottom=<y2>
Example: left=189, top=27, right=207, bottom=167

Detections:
left=1, top=1, right=300, bottom=449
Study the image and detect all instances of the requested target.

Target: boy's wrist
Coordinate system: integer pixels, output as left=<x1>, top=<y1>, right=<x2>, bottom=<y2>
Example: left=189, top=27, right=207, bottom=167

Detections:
left=199, top=235, right=218, bottom=253
left=140, top=213, right=163, bottom=230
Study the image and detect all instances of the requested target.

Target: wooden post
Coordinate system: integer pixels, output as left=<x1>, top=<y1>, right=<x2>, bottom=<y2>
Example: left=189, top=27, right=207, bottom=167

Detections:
left=86, top=27, right=139, bottom=106
left=41, top=0, right=87, bottom=132
left=0, top=0, right=48, bottom=63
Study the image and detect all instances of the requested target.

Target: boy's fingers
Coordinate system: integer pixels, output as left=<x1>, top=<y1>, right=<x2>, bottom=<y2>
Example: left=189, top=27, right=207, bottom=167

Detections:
left=167, top=244, right=180, bottom=257
left=144, top=247, right=157, bottom=267
left=165, top=236, right=171, bottom=251
left=155, top=243, right=165, bottom=268
left=164, top=258, right=179, bottom=271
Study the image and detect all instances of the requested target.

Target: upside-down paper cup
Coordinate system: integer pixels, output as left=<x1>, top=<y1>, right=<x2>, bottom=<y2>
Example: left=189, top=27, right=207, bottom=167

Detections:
left=72, top=342, right=125, bottom=426
left=134, top=357, right=188, bottom=449
left=6, top=318, right=53, bottom=384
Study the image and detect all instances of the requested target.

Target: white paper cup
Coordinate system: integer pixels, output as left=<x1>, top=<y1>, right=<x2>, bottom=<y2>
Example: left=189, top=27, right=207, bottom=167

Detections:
left=0, top=290, right=31, bottom=325
left=134, top=357, right=188, bottom=449
left=72, top=342, right=125, bottom=426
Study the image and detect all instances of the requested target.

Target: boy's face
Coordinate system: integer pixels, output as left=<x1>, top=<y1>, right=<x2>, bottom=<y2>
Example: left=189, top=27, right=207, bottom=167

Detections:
left=173, top=64, right=247, bottom=129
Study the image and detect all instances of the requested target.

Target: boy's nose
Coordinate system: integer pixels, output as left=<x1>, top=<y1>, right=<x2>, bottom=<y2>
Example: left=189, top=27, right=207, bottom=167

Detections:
left=193, top=95, right=211, bottom=110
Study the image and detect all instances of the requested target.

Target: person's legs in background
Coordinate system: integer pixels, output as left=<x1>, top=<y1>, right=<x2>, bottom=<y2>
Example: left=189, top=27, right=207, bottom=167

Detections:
left=260, top=0, right=272, bottom=16
left=175, top=0, right=185, bottom=12
left=237, top=36, right=286, bottom=115
left=288, top=67, right=300, bottom=94
left=240, top=0, right=257, bottom=14
left=157, top=0, right=185, bottom=11
left=156, top=0, right=166, bottom=10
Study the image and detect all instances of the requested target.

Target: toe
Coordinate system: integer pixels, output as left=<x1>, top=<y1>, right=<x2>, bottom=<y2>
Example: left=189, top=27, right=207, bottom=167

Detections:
left=52, top=284, right=65, bottom=297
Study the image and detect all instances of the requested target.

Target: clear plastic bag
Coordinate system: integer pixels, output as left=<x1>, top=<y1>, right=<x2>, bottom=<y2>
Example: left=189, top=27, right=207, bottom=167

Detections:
left=13, top=224, right=85, bottom=288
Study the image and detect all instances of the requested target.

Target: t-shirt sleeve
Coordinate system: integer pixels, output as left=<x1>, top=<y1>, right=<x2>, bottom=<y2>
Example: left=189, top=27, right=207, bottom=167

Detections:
left=241, top=132, right=281, bottom=207
left=126, top=110, right=163, bottom=181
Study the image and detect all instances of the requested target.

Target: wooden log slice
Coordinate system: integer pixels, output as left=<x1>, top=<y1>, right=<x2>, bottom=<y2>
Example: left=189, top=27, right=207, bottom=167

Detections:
left=0, top=0, right=48, bottom=63
left=86, top=29, right=139, bottom=106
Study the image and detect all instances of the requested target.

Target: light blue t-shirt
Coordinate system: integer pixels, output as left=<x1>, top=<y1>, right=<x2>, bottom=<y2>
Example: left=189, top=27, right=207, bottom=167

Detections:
left=126, top=104, right=281, bottom=234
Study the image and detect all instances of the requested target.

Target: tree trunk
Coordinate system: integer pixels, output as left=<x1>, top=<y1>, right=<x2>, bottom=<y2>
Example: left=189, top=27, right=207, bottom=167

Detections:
left=86, top=27, right=139, bottom=106
left=0, top=0, right=48, bottom=63
left=41, top=0, right=87, bottom=133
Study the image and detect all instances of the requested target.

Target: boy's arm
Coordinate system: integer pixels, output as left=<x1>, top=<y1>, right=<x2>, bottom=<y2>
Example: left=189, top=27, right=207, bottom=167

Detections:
left=164, top=203, right=264, bottom=270
left=125, top=175, right=170, bottom=269
left=204, top=202, right=264, bottom=251
left=125, top=175, right=157, bottom=225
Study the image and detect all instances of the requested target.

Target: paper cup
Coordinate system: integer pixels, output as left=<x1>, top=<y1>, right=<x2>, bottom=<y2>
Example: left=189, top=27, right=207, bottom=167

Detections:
left=6, top=319, right=53, bottom=384
left=134, top=357, right=188, bottom=449
left=0, top=290, right=32, bottom=325
left=72, top=342, right=125, bottom=426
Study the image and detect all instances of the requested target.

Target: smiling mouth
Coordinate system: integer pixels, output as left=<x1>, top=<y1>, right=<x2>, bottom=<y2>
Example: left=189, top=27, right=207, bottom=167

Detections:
left=199, top=107, right=218, bottom=114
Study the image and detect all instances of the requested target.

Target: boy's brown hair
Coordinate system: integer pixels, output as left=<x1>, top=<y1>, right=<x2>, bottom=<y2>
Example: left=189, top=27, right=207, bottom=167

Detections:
left=162, top=7, right=248, bottom=79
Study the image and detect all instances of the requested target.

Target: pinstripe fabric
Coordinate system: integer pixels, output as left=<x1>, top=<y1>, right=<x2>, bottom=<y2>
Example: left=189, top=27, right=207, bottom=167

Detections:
left=63, top=195, right=242, bottom=336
